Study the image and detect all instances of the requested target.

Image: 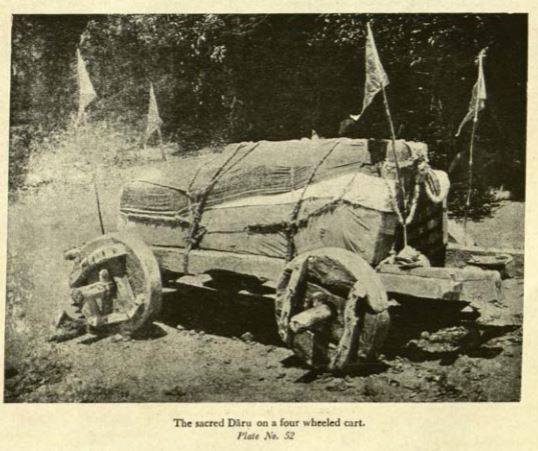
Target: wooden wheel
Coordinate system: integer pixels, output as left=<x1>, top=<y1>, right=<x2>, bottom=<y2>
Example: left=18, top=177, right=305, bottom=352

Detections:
left=67, top=233, right=162, bottom=335
left=275, top=248, right=390, bottom=372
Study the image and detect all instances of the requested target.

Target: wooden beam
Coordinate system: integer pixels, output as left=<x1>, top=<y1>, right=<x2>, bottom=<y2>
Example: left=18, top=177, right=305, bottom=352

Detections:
left=446, top=244, right=523, bottom=279
left=153, top=246, right=503, bottom=307
left=153, top=246, right=284, bottom=282
left=377, top=264, right=502, bottom=303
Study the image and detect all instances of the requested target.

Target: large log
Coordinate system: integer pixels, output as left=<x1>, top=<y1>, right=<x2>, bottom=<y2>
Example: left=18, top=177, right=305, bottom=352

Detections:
left=122, top=138, right=428, bottom=216
left=119, top=138, right=449, bottom=268
left=119, top=170, right=400, bottom=267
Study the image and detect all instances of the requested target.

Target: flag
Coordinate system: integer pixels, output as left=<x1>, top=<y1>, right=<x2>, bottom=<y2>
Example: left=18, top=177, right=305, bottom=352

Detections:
left=76, top=48, right=97, bottom=125
left=350, top=22, right=389, bottom=122
left=455, top=48, right=487, bottom=137
left=145, top=83, right=163, bottom=142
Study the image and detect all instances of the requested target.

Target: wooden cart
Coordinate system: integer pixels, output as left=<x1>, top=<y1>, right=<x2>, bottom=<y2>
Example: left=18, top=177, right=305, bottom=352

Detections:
left=60, top=138, right=503, bottom=372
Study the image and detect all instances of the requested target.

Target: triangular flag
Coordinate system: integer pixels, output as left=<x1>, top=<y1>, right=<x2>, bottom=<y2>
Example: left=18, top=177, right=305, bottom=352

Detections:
left=145, top=83, right=163, bottom=141
left=76, top=48, right=97, bottom=125
left=350, top=22, right=389, bottom=122
left=455, top=48, right=487, bottom=137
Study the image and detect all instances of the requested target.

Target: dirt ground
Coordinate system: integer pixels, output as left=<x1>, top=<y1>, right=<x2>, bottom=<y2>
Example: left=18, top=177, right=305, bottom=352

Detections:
left=4, top=155, right=524, bottom=402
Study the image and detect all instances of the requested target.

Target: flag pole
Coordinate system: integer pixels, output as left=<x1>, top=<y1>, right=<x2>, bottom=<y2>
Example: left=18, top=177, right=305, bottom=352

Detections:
left=144, top=82, right=166, bottom=160
left=75, top=47, right=104, bottom=235
left=462, top=50, right=486, bottom=245
left=157, top=128, right=166, bottom=161
left=364, top=21, right=408, bottom=247
left=462, top=84, right=482, bottom=246
left=381, top=87, right=408, bottom=247
left=93, top=173, right=105, bottom=235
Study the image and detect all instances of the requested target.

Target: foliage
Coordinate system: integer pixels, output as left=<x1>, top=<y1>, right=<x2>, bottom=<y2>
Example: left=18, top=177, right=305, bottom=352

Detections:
left=9, top=14, right=527, bottom=214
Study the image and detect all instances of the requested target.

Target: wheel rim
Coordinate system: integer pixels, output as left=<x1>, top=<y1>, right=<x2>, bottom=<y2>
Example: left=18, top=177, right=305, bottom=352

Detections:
left=275, top=248, right=390, bottom=371
left=69, top=233, right=162, bottom=334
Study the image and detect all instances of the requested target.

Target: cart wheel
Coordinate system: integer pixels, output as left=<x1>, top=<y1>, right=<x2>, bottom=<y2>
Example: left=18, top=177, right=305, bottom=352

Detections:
left=275, top=248, right=390, bottom=372
left=68, top=233, right=162, bottom=335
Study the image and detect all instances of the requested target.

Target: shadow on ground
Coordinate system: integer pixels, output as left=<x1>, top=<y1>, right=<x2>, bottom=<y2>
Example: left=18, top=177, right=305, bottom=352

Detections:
left=159, top=285, right=281, bottom=346
left=157, top=284, right=521, bottom=376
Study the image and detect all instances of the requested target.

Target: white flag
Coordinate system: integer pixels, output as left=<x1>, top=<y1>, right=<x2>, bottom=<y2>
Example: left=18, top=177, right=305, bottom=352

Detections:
left=76, top=48, right=97, bottom=125
left=145, top=83, right=163, bottom=141
left=455, top=48, right=487, bottom=137
left=350, top=22, right=389, bottom=122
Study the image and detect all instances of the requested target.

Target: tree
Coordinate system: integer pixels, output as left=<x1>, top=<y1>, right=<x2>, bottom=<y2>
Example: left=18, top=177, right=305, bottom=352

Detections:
left=10, top=14, right=527, bottom=206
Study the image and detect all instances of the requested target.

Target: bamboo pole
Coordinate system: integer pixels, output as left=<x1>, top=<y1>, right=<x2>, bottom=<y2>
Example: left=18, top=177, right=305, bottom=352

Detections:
left=381, top=87, right=408, bottom=247
left=93, top=174, right=105, bottom=235
left=157, top=128, right=166, bottom=161
left=368, top=21, right=408, bottom=248
left=462, top=53, right=485, bottom=246
left=462, top=103, right=480, bottom=246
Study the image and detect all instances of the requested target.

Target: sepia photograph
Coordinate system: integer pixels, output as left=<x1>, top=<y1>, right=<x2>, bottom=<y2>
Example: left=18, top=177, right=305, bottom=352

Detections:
left=5, top=12, right=526, bottom=403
